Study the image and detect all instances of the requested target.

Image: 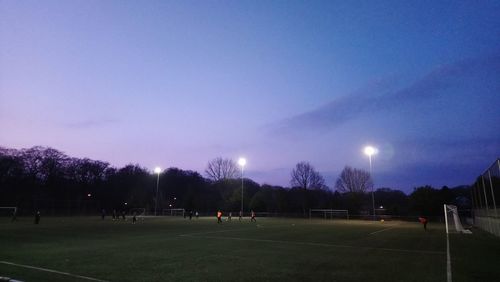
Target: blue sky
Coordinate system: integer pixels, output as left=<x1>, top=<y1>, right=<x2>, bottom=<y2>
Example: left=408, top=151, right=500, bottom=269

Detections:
left=1, top=1, right=499, bottom=192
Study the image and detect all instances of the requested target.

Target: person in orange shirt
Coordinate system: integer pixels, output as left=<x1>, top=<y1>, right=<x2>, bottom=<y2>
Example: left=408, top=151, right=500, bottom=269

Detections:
left=217, top=210, right=222, bottom=223
left=418, top=216, right=428, bottom=231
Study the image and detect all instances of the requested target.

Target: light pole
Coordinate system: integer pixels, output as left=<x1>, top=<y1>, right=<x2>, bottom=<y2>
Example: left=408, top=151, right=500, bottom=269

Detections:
left=238, top=157, right=246, bottom=216
left=364, top=146, right=378, bottom=220
left=154, top=167, right=161, bottom=216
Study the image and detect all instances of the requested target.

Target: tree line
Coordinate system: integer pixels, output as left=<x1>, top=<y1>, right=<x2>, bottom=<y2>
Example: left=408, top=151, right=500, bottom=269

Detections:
left=0, top=146, right=471, bottom=216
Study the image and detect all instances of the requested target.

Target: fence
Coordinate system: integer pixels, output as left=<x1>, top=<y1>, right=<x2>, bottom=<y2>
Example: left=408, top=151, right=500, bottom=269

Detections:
left=471, top=159, right=500, bottom=237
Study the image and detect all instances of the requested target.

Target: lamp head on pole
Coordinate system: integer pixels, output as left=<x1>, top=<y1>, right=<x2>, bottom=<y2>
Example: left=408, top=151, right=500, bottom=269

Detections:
left=364, top=146, right=378, bottom=157
left=154, top=167, right=162, bottom=174
left=238, top=157, right=246, bottom=168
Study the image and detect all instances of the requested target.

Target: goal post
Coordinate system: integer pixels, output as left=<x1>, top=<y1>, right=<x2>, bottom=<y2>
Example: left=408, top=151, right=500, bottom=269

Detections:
left=444, top=204, right=472, bottom=234
left=162, top=208, right=185, bottom=217
left=309, top=209, right=349, bottom=220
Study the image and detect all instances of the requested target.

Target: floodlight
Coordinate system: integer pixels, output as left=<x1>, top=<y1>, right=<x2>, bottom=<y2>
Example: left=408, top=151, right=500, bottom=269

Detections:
left=238, top=157, right=246, bottom=167
left=154, top=167, right=161, bottom=174
left=364, top=146, right=378, bottom=156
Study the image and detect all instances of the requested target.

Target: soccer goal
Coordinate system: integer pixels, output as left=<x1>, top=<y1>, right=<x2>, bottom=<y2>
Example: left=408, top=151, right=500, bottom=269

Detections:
left=0, top=207, right=17, bottom=217
left=162, top=208, right=185, bottom=217
left=309, top=209, right=349, bottom=220
left=444, top=204, right=472, bottom=234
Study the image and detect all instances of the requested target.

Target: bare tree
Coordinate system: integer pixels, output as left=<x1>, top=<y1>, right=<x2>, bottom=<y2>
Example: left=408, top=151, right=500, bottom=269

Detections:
left=69, top=158, right=109, bottom=186
left=335, top=166, right=372, bottom=193
left=20, top=146, right=69, bottom=185
left=290, top=161, right=325, bottom=190
left=205, top=157, right=239, bottom=181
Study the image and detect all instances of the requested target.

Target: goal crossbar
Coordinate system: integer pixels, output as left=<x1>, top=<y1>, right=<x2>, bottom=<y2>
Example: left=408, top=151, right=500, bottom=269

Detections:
left=0, top=207, right=17, bottom=213
left=309, top=209, right=349, bottom=219
left=162, top=208, right=185, bottom=216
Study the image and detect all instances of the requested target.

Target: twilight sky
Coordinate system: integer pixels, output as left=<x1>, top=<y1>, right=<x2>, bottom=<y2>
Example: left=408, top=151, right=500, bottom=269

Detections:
left=1, top=1, right=499, bottom=192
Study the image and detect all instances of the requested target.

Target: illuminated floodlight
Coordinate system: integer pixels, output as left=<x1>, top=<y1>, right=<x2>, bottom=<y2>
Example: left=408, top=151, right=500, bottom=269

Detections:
left=154, top=167, right=162, bottom=174
left=364, top=146, right=378, bottom=156
left=87, top=193, right=91, bottom=197
left=238, top=157, right=247, bottom=167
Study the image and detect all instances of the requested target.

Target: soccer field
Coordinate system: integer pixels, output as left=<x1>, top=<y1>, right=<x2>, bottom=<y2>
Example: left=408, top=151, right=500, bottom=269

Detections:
left=1, top=216, right=499, bottom=282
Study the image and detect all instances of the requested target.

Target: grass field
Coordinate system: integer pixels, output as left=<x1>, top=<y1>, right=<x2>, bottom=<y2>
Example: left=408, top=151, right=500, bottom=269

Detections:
left=1, top=216, right=499, bottom=282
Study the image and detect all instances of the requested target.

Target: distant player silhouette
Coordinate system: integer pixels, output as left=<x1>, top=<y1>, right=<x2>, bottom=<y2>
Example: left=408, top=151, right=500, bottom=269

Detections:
left=34, top=211, right=41, bottom=224
left=217, top=210, right=222, bottom=223
left=419, top=217, right=428, bottom=231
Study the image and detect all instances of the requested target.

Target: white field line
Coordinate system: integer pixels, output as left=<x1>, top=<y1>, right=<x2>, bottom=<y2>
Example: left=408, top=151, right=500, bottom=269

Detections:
left=369, top=226, right=397, bottom=235
left=185, top=235, right=445, bottom=255
left=179, top=227, right=260, bottom=237
left=0, top=261, right=109, bottom=282
left=446, top=233, right=452, bottom=282
left=178, top=223, right=293, bottom=237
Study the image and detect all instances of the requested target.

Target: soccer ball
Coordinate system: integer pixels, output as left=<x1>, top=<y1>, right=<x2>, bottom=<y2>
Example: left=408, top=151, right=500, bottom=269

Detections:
left=380, top=219, right=385, bottom=223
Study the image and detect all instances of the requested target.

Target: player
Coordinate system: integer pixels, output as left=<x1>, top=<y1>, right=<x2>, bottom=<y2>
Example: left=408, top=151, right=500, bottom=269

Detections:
left=132, top=212, right=137, bottom=224
left=189, top=210, right=193, bottom=220
left=217, top=210, right=222, bottom=223
left=101, top=209, right=106, bottom=220
left=250, top=210, right=256, bottom=222
left=112, top=209, right=117, bottom=220
left=34, top=211, right=41, bottom=224
left=195, top=211, right=199, bottom=219
left=418, top=216, right=428, bottom=231
left=11, top=209, right=17, bottom=222
left=239, top=210, right=243, bottom=221
left=228, top=212, right=232, bottom=221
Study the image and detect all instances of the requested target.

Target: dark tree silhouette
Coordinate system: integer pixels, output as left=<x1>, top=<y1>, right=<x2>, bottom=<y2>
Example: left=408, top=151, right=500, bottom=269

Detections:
left=0, top=146, right=472, bottom=217
left=290, top=161, right=325, bottom=190
left=205, top=157, right=239, bottom=181
left=335, top=166, right=372, bottom=193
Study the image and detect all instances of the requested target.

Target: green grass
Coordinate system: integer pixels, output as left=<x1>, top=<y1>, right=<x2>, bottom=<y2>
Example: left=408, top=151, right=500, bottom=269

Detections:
left=1, top=216, right=499, bottom=282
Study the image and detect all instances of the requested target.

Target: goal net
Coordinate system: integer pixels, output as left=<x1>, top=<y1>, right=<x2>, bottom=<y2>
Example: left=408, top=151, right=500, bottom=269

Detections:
left=444, top=204, right=472, bottom=234
left=309, top=209, right=349, bottom=220
left=0, top=207, right=17, bottom=217
left=162, top=208, right=185, bottom=217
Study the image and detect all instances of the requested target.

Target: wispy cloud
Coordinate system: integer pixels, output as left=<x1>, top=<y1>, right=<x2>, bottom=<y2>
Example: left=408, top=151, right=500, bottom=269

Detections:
left=269, top=52, right=500, bottom=134
left=64, top=118, right=119, bottom=129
